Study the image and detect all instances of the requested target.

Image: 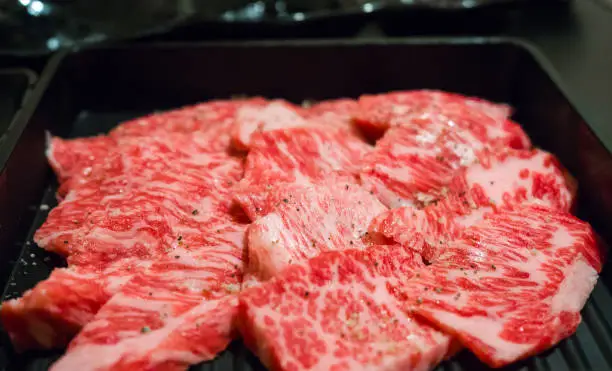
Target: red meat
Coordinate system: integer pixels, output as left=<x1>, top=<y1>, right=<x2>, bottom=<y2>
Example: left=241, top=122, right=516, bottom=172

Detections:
left=399, top=205, right=602, bottom=367
left=112, top=98, right=267, bottom=151
left=51, top=218, right=245, bottom=371
left=234, top=126, right=371, bottom=221
left=2, top=133, right=244, bottom=351
left=369, top=149, right=575, bottom=261
left=360, top=111, right=530, bottom=208
left=47, top=135, right=117, bottom=186
left=305, top=98, right=363, bottom=137
left=239, top=244, right=452, bottom=371
left=231, top=100, right=309, bottom=151
left=245, top=181, right=386, bottom=282
left=352, top=90, right=519, bottom=142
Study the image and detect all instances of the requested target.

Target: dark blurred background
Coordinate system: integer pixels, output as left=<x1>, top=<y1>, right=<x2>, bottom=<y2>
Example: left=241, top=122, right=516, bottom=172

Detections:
left=0, top=0, right=610, bottom=143
left=0, top=0, right=593, bottom=53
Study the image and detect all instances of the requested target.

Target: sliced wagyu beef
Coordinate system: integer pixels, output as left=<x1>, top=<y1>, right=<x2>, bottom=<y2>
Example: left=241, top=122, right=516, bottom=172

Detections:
left=369, top=149, right=575, bottom=261
left=1, top=92, right=603, bottom=371
left=1, top=133, right=244, bottom=351
left=304, top=98, right=362, bottom=137
left=37, top=134, right=243, bottom=258
left=50, top=218, right=245, bottom=371
left=46, top=136, right=124, bottom=199
left=235, top=173, right=359, bottom=222
left=398, top=205, right=602, bottom=367
left=235, top=126, right=372, bottom=221
left=359, top=120, right=482, bottom=209
left=245, top=182, right=386, bottom=281
left=454, top=148, right=575, bottom=212
left=231, top=99, right=365, bottom=152
left=360, top=109, right=532, bottom=209
left=47, top=135, right=117, bottom=187
left=51, top=295, right=238, bottom=371
left=240, top=126, right=370, bottom=186
left=111, top=98, right=266, bottom=148
left=231, top=100, right=308, bottom=151
left=239, top=244, right=452, bottom=371
left=352, top=90, right=520, bottom=142
left=1, top=267, right=117, bottom=350
left=368, top=191, right=490, bottom=264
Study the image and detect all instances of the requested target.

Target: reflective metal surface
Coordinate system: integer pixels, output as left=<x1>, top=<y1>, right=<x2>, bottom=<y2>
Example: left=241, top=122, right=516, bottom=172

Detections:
left=205, top=0, right=528, bottom=22
left=0, top=0, right=540, bottom=54
left=0, top=0, right=190, bottom=55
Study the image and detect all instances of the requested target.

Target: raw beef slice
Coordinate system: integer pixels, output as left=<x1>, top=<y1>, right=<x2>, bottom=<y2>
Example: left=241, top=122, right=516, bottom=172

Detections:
left=37, top=134, right=243, bottom=258
left=245, top=182, right=386, bottom=281
left=231, top=98, right=366, bottom=151
left=359, top=120, right=485, bottom=209
left=398, top=204, right=602, bottom=367
left=2, top=133, right=244, bottom=350
left=304, top=98, right=362, bottom=137
left=1, top=267, right=116, bottom=350
left=48, top=99, right=260, bottom=187
left=239, top=126, right=370, bottom=188
left=47, top=135, right=117, bottom=186
left=234, top=125, right=372, bottom=220
left=352, top=90, right=520, bottom=142
left=239, top=244, right=452, bottom=371
left=51, top=218, right=246, bottom=371
left=111, top=98, right=266, bottom=148
left=235, top=173, right=359, bottom=222
left=369, top=148, right=575, bottom=261
left=231, top=100, right=308, bottom=151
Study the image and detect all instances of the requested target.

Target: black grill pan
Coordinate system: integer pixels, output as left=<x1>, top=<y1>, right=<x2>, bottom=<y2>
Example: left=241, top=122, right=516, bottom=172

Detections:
left=1, top=39, right=611, bottom=371
left=0, top=68, right=38, bottom=287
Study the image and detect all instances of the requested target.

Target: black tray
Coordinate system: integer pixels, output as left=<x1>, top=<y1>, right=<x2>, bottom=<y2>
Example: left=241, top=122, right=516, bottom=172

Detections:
left=0, top=68, right=38, bottom=294
left=1, top=39, right=612, bottom=371
left=0, top=69, right=37, bottom=141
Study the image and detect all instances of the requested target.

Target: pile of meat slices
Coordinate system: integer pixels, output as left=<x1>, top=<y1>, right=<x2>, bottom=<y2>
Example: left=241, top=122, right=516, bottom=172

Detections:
left=0, top=90, right=603, bottom=371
